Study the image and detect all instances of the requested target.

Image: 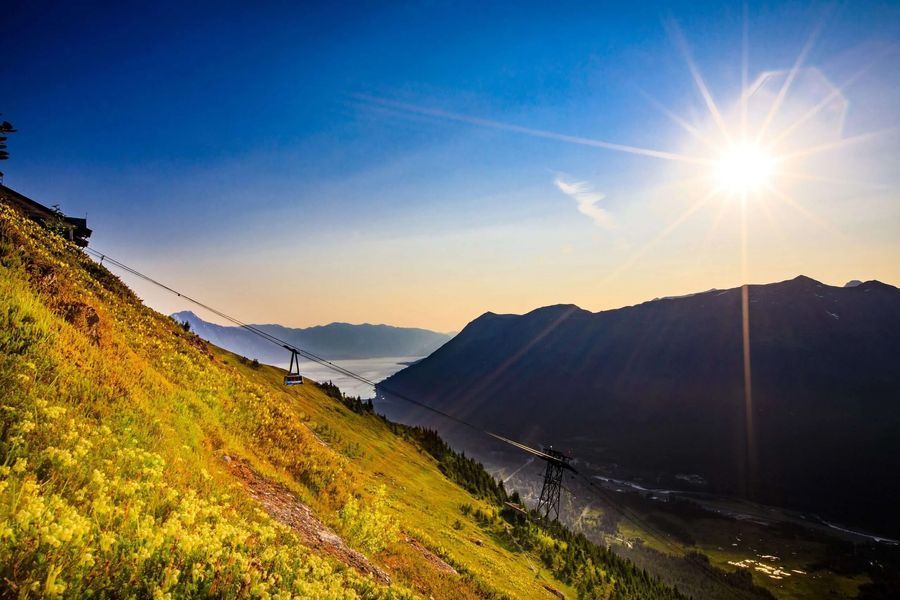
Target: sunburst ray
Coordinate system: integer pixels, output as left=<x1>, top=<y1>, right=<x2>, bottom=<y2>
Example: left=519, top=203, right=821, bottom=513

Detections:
left=776, top=126, right=900, bottom=161
left=667, top=19, right=733, bottom=145
left=605, top=189, right=719, bottom=281
left=639, top=90, right=723, bottom=153
left=764, top=184, right=845, bottom=238
left=741, top=1, right=750, bottom=139
left=778, top=170, right=891, bottom=189
left=702, top=196, right=732, bottom=246
left=755, top=12, right=829, bottom=143
left=753, top=191, right=786, bottom=240
left=767, top=63, right=875, bottom=150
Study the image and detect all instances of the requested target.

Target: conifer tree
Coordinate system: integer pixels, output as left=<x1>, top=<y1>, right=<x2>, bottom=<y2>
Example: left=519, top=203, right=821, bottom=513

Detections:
left=0, top=118, right=16, bottom=183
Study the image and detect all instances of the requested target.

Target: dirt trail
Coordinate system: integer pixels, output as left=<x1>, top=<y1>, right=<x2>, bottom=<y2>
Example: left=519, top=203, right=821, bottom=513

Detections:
left=222, top=455, right=391, bottom=585
left=402, top=534, right=457, bottom=575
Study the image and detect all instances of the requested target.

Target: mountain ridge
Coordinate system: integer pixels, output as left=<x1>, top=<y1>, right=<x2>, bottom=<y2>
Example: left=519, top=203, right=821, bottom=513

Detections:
left=172, top=310, right=454, bottom=362
left=380, top=274, right=900, bottom=537
left=466, top=275, right=891, bottom=321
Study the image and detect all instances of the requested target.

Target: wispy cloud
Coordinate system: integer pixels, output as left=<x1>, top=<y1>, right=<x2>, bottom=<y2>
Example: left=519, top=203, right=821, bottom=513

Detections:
left=554, top=176, right=613, bottom=227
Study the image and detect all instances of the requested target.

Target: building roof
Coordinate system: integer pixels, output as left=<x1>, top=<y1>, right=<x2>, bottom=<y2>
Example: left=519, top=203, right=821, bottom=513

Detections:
left=0, top=184, right=92, bottom=246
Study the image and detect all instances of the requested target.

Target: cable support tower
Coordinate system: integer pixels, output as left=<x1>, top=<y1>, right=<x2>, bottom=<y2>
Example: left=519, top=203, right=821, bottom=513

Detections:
left=83, top=245, right=741, bottom=591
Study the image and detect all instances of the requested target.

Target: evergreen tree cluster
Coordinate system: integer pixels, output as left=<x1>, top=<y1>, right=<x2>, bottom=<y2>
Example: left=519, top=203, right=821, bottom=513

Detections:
left=324, top=386, right=688, bottom=598
left=461, top=505, right=686, bottom=599
left=316, top=380, right=375, bottom=415
left=403, top=426, right=509, bottom=505
left=537, top=518, right=686, bottom=599
left=392, top=425, right=685, bottom=598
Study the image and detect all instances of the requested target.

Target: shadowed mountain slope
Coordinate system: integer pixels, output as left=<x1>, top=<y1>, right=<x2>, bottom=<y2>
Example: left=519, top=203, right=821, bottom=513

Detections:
left=381, top=276, right=900, bottom=536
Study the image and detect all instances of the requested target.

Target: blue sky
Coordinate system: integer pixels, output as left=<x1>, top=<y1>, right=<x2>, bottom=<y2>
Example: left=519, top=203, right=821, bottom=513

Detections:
left=3, top=1, right=899, bottom=330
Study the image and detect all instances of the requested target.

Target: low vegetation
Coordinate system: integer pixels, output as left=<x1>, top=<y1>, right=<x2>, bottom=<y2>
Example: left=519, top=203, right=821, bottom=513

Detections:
left=0, top=202, right=688, bottom=598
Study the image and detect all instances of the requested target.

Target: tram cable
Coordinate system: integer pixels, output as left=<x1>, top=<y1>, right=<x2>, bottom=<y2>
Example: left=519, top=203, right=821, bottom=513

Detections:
left=83, top=247, right=562, bottom=464
left=84, top=245, right=735, bottom=590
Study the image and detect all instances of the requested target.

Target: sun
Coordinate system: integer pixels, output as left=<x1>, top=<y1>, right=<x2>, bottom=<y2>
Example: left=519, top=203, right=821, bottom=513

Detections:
left=713, top=142, right=776, bottom=194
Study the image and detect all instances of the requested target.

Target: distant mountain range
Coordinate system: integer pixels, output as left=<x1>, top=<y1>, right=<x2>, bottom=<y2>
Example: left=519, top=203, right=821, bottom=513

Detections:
left=380, top=276, right=900, bottom=536
left=172, top=311, right=453, bottom=361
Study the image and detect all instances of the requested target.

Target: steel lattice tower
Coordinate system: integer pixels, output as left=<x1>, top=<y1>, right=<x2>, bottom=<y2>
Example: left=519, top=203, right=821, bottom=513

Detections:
left=536, top=448, right=572, bottom=521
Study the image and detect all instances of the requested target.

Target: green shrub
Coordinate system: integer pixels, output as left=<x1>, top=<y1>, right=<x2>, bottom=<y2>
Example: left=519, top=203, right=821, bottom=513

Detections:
left=339, top=485, right=398, bottom=554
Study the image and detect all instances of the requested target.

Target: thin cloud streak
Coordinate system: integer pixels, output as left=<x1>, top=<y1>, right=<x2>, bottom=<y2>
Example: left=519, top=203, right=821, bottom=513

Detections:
left=638, top=89, right=723, bottom=153
left=554, top=176, right=613, bottom=227
left=356, top=94, right=714, bottom=165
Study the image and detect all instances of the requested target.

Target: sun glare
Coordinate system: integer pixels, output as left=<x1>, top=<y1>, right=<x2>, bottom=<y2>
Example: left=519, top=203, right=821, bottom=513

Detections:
left=714, top=143, right=775, bottom=194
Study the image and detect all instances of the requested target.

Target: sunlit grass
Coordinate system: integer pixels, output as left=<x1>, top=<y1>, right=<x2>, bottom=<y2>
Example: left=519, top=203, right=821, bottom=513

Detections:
left=3, top=204, right=661, bottom=599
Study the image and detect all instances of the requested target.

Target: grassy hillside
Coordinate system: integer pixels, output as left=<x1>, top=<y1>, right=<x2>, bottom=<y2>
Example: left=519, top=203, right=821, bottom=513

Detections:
left=0, top=203, right=683, bottom=599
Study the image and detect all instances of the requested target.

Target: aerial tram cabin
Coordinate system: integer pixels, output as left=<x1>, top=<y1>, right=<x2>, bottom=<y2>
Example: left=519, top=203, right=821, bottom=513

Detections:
left=284, top=347, right=303, bottom=385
